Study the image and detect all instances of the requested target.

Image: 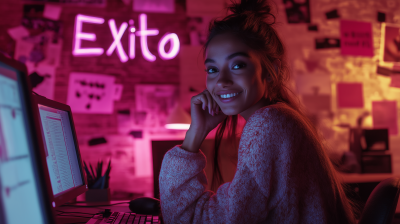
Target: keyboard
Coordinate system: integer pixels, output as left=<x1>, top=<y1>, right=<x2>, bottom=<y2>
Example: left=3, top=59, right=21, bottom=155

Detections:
left=86, top=212, right=160, bottom=224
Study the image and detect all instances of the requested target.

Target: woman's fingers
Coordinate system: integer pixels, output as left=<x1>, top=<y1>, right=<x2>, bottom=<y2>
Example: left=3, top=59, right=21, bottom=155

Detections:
left=192, top=89, right=220, bottom=116
left=191, top=92, right=208, bottom=111
left=203, top=90, right=213, bottom=115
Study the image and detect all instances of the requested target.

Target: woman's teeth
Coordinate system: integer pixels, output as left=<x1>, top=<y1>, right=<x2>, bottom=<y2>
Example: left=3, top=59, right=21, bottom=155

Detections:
left=220, top=92, right=239, bottom=99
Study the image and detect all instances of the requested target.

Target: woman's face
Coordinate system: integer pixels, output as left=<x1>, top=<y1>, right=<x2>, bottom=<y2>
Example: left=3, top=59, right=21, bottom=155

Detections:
left=205, top=32, right=268, bottom=119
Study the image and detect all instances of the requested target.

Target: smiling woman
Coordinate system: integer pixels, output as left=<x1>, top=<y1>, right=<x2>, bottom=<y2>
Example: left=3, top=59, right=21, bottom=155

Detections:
left=158, top=0, right=357, bottom=223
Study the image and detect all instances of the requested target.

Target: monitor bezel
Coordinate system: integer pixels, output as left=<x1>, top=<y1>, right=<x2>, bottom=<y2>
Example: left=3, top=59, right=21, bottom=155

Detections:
left=0, top=54, right=56, bottom=223
left=33, top=94, right=88, bottom=207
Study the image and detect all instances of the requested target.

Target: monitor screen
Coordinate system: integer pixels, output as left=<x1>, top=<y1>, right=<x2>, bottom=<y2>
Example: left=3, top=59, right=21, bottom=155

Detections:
left=0, top=64, right=51, bottom=223
left=37, top=104, right=84, bottom=197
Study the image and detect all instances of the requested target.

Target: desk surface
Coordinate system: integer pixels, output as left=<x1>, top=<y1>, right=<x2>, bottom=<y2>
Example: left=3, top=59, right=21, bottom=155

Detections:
left=56, top=201, right=132, bottom=224
left=338, top=172, right=400, bottom=183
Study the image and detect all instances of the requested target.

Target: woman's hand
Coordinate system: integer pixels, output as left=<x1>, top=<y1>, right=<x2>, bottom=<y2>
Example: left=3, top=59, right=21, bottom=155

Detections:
left=182, top=89, right=227, bottom=152
left=189, top=89, right=227, bottom=134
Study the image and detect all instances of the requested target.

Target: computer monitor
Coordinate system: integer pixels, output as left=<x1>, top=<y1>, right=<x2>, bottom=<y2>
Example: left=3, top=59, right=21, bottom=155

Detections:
left=0, top=54, right=55, bottom=223
left=33, top=94, right=88, bottom=207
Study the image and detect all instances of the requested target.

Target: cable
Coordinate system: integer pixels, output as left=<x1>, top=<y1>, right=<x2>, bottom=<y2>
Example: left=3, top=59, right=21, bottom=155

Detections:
left=56, top=214, right=93, bottom=219
left=60, top=202, right=129, bottom=208
left=56, top=210, right=96, bottom=215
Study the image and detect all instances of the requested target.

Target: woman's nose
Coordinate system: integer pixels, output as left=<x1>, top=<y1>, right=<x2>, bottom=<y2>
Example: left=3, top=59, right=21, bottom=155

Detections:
left=216, top=68, right=233, bottom=87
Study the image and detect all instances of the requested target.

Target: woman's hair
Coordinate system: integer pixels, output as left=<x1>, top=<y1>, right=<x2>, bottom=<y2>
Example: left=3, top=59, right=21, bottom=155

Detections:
left=203, top=0, right=357, bottom=223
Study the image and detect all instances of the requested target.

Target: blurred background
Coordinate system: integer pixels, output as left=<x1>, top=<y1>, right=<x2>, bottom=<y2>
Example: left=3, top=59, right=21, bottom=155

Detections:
left=0, top=0, right=399, bottom=205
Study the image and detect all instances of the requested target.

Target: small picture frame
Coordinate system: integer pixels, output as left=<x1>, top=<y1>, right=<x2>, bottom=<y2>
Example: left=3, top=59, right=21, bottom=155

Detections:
left=379, top=23, right=400, bottom=67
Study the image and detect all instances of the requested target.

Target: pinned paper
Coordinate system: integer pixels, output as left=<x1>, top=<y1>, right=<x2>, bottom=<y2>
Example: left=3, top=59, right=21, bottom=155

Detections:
left=296, top=75, right=331, bottom=95
left=325, top=9, right=339, bottom=19
left=377, top=12, right=386, bottom=23
left=336, top=83, right=364, bottom=108
left=67, top=73, right=120, bottom=114
left=7, top=26, right=29, bottom=40
left=29, top=65, right=56, bottom=99
left=315, top=38, right=340, bottom=49
left=372, top=101, right=398, bottom=136
left=340, top=20, right=373, bottom=57
left=14, top=40, right=34, bottom=63
left=377, top=66, right=392, bottom=76
left=113, top=84, right=123, bottom=100
left=133, top=0, right=174, bottom=13
left=283, top=0, right=310, bottom=23
left=308, top=24, right=318, bottom=31
left=43, top=4, right=62, bottom=20
left=134, top=84, right=178, bottom=130
left=381, top=23, right=400, bottom=64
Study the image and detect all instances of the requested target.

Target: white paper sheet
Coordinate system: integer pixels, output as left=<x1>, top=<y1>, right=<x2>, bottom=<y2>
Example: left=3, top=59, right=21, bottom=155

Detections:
left=14, top=40, right=34, bottom=63
left=43, top=4, right=62, bottom=21
left=7, top=26, right=29, bottom=40
left=67, top=73, right=117, bottom=114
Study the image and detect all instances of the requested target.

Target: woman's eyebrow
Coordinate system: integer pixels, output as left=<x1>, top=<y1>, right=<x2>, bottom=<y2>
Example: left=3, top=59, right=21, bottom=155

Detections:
left=226, top=52, right=250, bottom=60
left=204, top=52, right=250, bottom=64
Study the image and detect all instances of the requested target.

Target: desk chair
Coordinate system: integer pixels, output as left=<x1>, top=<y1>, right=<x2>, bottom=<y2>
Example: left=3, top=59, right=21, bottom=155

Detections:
left=358, top=177, right=400, bottom=224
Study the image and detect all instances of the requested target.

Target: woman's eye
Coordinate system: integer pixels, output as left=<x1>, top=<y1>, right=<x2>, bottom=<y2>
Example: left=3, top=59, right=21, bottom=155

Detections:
left=206, top=67, right=218, bottom=74
left=232, top=63, right=246, bottom=70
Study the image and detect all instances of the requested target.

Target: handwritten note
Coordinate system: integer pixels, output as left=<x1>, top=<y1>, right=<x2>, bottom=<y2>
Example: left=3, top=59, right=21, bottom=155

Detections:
left=340, top=20, right=373, bottom=57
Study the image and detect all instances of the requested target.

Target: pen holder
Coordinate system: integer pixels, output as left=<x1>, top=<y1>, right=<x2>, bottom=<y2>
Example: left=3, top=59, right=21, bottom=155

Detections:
left=85, top=188, right=111, bottom=202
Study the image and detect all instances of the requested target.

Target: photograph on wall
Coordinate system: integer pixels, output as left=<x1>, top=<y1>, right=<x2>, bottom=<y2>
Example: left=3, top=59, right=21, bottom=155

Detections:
left=380, top=23, right=400, bottom=65
left=134, top=84, right=179, bottom=132
left=187, top=16, right=211, bottom=46
left=282, top=0, right=310, bottom=23
left=13, top=4, right=63, bottom=69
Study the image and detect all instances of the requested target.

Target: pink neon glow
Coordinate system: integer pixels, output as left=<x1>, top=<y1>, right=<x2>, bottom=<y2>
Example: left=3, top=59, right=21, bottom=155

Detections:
left=158, top=33, right=180, bottom=60
left=136, top=14, right=159, bottom=62
left=129, top=33, right=135, bottom=59
left=106, top=19, right=128, bottom=63
left=165, top=123, right=190, bottom=130
left=73, top=14, right=104, bottom=56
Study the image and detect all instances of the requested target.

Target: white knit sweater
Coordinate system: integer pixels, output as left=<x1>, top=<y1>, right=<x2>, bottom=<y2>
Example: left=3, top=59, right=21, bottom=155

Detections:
left=159, top=103, right=353, bottom=224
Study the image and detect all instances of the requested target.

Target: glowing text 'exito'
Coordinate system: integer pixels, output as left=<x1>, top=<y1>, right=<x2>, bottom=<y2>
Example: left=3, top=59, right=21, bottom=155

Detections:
left=73, top=14, right=180, bottom=62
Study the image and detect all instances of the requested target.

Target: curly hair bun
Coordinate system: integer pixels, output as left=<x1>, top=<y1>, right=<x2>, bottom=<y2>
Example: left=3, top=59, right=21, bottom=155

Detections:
left=228, top=0, right=274, bottom=22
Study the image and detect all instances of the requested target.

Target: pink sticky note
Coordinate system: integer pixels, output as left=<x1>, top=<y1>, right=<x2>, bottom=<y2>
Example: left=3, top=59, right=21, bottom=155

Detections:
left=390, top=75, right=400, bottom=88
left=340, top=20, right=373, bottom=57
left=390, top=65, right=400, bottom=88
left=372, top=101, right=398, bottom=136
left=337, top=82, right=364, bottom=108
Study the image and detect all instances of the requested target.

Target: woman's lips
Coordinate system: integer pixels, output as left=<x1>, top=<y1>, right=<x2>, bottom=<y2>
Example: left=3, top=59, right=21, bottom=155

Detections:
left=218, top=92, right=242, bottom=103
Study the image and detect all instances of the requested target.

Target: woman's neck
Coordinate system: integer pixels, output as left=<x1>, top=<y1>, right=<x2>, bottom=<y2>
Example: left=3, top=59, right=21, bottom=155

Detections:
left=240, top=97, right=273, bottom=121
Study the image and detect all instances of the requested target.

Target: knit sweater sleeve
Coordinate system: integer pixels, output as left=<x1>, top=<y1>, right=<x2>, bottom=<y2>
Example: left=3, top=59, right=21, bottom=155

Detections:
left=159, top=106, right=296, bottom=224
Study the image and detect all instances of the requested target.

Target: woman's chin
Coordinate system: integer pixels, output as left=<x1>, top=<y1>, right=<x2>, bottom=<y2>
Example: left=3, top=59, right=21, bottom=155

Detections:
left=220, top=108, right=240, bottom=116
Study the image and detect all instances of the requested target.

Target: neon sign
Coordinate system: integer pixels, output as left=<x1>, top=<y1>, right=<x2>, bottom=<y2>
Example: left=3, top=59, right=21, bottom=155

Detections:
left=73, top=14, right=180, bottom=62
